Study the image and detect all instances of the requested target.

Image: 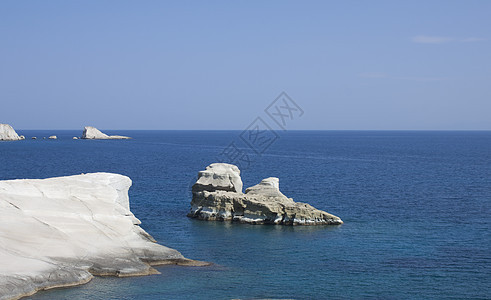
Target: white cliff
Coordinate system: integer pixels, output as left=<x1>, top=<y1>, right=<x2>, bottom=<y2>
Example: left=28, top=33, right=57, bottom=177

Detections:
left=81, top=126, right=131, bottom=140
left=0, top=124, right=21, bottom=141
left=188, top=164, right=343, bottom=225
left=0, top=173, right=205, bottom=300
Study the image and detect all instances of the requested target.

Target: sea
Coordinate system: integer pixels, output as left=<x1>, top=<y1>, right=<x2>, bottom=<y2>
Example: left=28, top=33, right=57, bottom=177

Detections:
left=1, top=130, right=490, bottom=299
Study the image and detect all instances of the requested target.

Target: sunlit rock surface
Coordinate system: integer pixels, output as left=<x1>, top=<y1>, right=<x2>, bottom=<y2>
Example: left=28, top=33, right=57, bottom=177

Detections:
left=192, top=163, right=243, bottom=193
left=188, top=164, right=343, bottom=225
left=81, top=126, right=131, bottom=140
left=0, top=173, right=204, bottom=300
left=0, top=124, right=21, bottom=141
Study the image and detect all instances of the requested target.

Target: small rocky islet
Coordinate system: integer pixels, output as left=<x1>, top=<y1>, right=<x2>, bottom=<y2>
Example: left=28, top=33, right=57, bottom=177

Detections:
left=0, top=123, right=131, bottom=141
left=0, top=124, right=23, bottom=141
left=188, top=163, right=343, bottom=225
left=81, top=126, right=131, bottom=139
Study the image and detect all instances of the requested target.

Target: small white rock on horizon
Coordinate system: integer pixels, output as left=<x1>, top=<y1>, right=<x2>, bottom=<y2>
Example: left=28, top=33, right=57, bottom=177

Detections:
left=81, top=126, right=131, bottom=140
left=0, top=124, right=22, bottom=141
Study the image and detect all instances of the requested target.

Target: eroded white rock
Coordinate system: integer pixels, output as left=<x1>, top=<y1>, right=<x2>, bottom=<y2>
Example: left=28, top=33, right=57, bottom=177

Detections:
left=81, top=126, right=131, bottom=140
left=0, top=124, right=21, bottom=141
left=0, top=173, right=204, bottom=300
left=188, top=164, right=343, bottom=226
left=192, top=163, right=243, bottom=193
left=48, top=135, right=57, bottom=139
left=245, top=177, right=289, bottom=199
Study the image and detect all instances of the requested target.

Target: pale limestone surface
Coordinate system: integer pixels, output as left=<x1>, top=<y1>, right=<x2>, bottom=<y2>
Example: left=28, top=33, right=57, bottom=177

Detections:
left=0, top=173, right=202, bottom=300
left=245, top=177, right=288, bottom=198
left=81, top=126, right=131, bottom=140
left=192, top=163, right=243, bottom=193
left=0, top=124, right=21, bottom=141
left=48, top=135, right=57, bottom=139
left=189, top=164, right=343, bottom=225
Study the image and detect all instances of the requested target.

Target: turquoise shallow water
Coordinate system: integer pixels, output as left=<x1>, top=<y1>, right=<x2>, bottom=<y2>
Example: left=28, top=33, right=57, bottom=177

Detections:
left=1, top=131, right=490, bottom=299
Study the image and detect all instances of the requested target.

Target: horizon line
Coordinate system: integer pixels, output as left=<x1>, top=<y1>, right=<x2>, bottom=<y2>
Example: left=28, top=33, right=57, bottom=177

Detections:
left=14, top=128, right=491, bottom=132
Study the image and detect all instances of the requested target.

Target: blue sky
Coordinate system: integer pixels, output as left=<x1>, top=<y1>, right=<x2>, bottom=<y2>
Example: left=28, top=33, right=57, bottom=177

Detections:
left=1, top=1, right=490, bottom=130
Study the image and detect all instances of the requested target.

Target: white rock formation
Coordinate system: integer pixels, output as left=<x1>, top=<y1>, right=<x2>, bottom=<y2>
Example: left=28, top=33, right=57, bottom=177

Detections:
left=0, top=124, right=21, bottom=141
left=81, top=126, right=131, bottom=140
left=73, top=137, right=78, bottom=140
left=189, top=164, right=343, bottom=225
left=19, top=135, right=25, bottom=140
left=192, top=163, right=243, bottom=193
left=32, top=137, right=37, bottom=140
left=0, top=173, right=205, bottom=300
left=245, top=177, right=287, bottom=198
left=48, top=135, right=57, bottom=139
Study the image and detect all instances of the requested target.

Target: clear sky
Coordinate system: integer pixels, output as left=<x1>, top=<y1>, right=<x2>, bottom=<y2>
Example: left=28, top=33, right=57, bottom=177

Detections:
left=1, top=1, right=490, bottom=130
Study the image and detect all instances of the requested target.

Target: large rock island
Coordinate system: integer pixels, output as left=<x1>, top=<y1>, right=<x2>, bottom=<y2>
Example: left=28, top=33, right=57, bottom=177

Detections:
left=0, top=124, right=22, bottom=141
left=0, top=173, right=205, bottom=300
left=81, top=126, right=131, bottom=139
left=188, top=163, right=343, bottom=225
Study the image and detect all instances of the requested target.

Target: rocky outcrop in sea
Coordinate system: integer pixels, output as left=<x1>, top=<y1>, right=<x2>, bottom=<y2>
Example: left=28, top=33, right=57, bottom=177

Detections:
left=0, top=124, right=22, bottom=141
left=188, top=163, right=343, bottom=225
left=81, top=126, right=131, bottom=139
left=0, top=173, right=206, bottom=300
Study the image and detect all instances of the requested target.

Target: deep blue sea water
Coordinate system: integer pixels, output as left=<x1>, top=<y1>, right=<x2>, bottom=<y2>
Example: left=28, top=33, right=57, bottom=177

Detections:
left=1, top=131, right=490, bottom=299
